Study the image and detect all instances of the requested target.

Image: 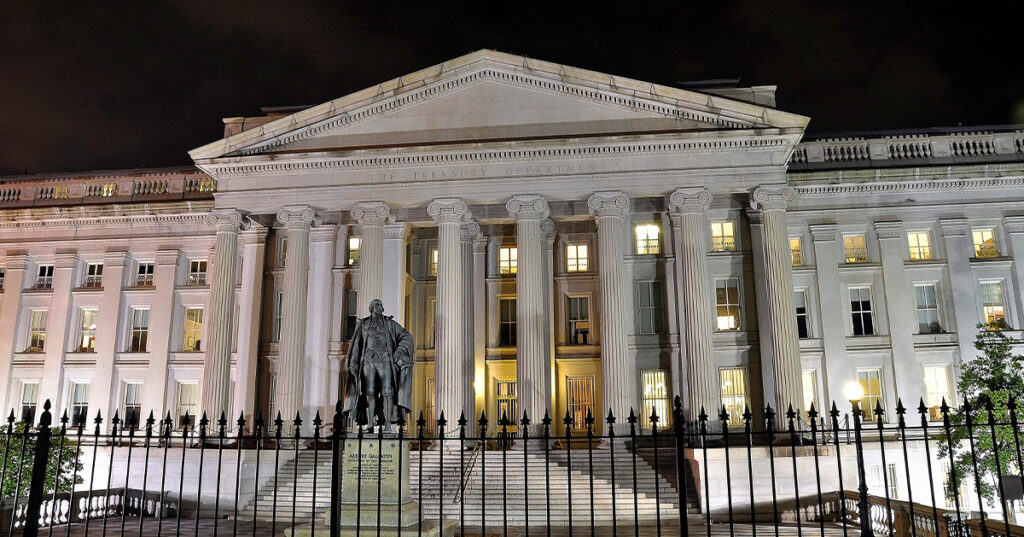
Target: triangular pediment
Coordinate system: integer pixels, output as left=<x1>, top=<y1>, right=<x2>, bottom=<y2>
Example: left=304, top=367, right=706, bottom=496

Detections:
left=190, top=50, right=808, bottom=161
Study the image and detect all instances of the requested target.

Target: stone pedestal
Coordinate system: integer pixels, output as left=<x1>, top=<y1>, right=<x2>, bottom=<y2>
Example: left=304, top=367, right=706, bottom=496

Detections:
left=289, top=438, right=453, bottom=537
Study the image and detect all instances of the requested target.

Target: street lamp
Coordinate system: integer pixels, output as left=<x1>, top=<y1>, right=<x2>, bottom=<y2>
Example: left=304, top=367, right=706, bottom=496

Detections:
left=844, top=380, right=873, bottom=537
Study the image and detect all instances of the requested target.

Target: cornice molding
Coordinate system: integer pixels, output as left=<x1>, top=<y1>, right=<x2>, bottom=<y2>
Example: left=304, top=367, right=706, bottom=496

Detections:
left=4, top=254, right=29, bottom=270
left=873, top=221, right=905, bottom=240
left=201, top=134, right=794, bottom=178
left=808, top=224, right=838, bottom=242
left=383, top=223, right=411, bottom=241
left=54, top=251, right=79, bottom=269
left=0, top=212, right=209, bottom=231
left=1003, top=216, right=1024, bottom=235
left=310, top=225, right=337, bottom=243
left=156, top=250, right=181, bottom=266
left=103, top=250, right=130, bottom=267
left=938, top=219, right=969, bottom=237
left=231, top=67, right=755, bottom=157
left=794, top=176, right=1024, bottom=198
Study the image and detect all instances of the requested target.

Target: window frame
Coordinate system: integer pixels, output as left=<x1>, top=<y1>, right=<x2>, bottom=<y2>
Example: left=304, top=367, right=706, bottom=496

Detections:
left=972, top=228, right=999, bottom=258
left=566, top=295, right=591, bottom=345
left=348, top=236, right=361, bottom=266
left=135, top=261, right=155, bottom=287
left=636, top=280, right=664, bottom=335
left=175, top=381, right=199, bottom=430
left=856, top=368, right=885, bottom=421
left=566, top=243, right=589, bottom=272
left=182, top=306, right=204, bottom=351
left=980, top=280, right=1008, bottom=328
left=914, top=283, right=941, bottom=334
left=78, top=308, right=98, bottom=352
left=849, top=286, right=876, bottom=336
left=795, top=289, right=810, bottom=338
left=499, top=297, right=517, bottom=347
left=789, top=237, right=804, bottom=266
left=843, top=234, right=868, bottom=263
left=122, top=382, right=143, bottom=430
left=20, top=382, right=39, bottom=424
left=710, top=221, right=736, bottom=252
left=923, top=365, right=953, bottom=422
left=634, top=224, right=661, bottom=255
left=69, top=381, right=91, bottom=428
left=498, top=246, right=518, bottom=275
left=907, top=231, right=933, bottom=261
left=27, top=309, right=48, bottom=352
left=35, top=264, right=54, bottom=289
left=187, top=260, right=208, bottom=286
left=640, top=369, right=670, bottom=430
left=128, top=307, right=150, bottom=353
left=719, top=367, right=748, bottom=427
left=84, top=262, right=104, bottom=288
left=714, top=277, right=742, bottom=332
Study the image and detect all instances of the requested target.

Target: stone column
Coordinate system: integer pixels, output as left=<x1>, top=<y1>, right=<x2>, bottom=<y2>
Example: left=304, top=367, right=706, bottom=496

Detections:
left=382, top=223, right=411, bottom=325
left=746, top=209, right=773, bottom=424
left=235, top=228, right=267, bottom=421
left=201, top=210, right=249, bottom=419
left=542, top=219, right=557, bottom=416
left=0, top=254, right=28, bottom=410
left=810, top=224, right=843, bottom=404
left=507, top=195, right=551, bottom=427
left=276, top=206, right=318, bottom=427
left=588, top=192, right=636, bottom=421
left=750, top=187, right=803, bottom=413
left=875, top=221, right=924, bottom=406
left=461, top=222, right=480, bottom=419
left=668, top=189, right=717, bottom=421
left=427, top=198, right=470, bottom=426
left=472, top=235, right=488, bottom=417
left=38, top=252, right=78, bottom=409
left=1002, top=217, right=1024, bottom=330
left=141, top=249, right=180, bottom=415
left=91, top=251, right=128, bottom=428
left=307, top=225, right=337, bottom=417
left=352, top=202, right=390, bottom=315
left=939, top=219, right=980, bottom=364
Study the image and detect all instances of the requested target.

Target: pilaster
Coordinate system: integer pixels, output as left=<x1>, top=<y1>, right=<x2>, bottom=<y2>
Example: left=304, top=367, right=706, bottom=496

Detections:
left=0, top=254, right=28, bottom=411
left=1002, top=216, right=1024, bottom=330
left=141, top=249, right=180, bottom=417
left=472, top=235, right=488, bottom=418
left=746, top=208, right=773, bottom=425
left=588, top=191, right=635, bottom=422
left=667, top=188, right=716, bottom=421
left=939, top=218, right=980, bottom=364
left=461, top=222, right=480, bottom=419
left=38, top=252, right=78, bottom=410
left=809, top=223, right=842, bottom=405
left=507, top=194, right=551, bottom=428
left=90, top=250, right=129, bottom=429
left=874, top=221, right=923, bottom=405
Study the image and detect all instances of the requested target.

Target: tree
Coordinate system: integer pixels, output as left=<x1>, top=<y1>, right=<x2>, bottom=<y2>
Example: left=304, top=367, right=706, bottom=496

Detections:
left=1, top=421, right=83, bottom=499
left=938, top=323, right=1024, bottom=511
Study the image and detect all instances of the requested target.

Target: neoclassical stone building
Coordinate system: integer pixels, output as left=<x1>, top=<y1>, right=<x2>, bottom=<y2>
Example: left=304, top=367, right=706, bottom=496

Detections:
left=2, top=50, right=1023, bottom=434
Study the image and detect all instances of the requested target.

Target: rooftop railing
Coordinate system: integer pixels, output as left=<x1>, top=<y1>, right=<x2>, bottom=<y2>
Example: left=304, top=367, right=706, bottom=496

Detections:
left=0, top=170, right=215, bottom=209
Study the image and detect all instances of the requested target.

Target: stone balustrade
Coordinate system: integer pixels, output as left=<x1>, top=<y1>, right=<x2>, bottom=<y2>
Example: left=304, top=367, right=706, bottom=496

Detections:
left=0, top=168, right=215, bottom=208
left=790, top=127, right=1024, bottom=169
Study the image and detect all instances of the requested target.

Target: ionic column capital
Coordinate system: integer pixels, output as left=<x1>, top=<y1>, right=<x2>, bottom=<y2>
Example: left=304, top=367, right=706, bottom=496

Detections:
left=54, top=251, right=79, bottom=269
left=667, top=188, right=713, bottom=214
left=808, top=224, right=838, bottom=242
left=384, top=222, right=411, bottom=241
left=428, top=198, right=471, bottom=224
left=351, top=202, right=392, bottom=227
left=540, top=219, right=556, bottom=240
left=276, top=205, right=320, bottom=230
left=506, top=194, right=549, bottom=221
left=587, top=191, right=630, bottom=218
left=204, top=209, right=251, bottom=232
left=873, top=221, right=905, bottom=240
left=938, top=218, right=969, bottom=237
left=1003, top=216, right=1024, bottom=234
left=461, top=221, right=481, bottom=243
left=750, top=187, right=796, bottom=211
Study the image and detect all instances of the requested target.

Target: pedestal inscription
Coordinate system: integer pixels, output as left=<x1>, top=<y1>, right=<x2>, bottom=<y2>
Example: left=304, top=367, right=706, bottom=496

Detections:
left=338, top=438, right=418, bottom=527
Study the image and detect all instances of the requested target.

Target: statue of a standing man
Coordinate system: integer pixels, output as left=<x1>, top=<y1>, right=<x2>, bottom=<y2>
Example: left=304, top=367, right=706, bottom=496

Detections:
left=344, top=299, right=414, bottom=431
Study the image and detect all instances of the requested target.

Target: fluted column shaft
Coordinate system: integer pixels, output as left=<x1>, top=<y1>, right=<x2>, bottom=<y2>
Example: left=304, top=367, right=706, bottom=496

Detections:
left=588, top=192, right=635, bottom=421
left=428, top=199, right=470, bottom=426
left=353, top=202, right=390, bottom=315
left=461, top=222, right=480, bottom=419
left=201, top=210, right=248, bottom=418
left=751, top=187, right=803, bottom=413
left=507, top=195, right=551, bottom=426
left=668, top=189, right=717, bottom=421
left=276, top=206, right=317, bottom=426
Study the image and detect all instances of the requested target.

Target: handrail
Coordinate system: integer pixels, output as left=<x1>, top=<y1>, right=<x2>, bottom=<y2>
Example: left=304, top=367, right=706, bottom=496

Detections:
left=453, top=440, right=483, bottom=503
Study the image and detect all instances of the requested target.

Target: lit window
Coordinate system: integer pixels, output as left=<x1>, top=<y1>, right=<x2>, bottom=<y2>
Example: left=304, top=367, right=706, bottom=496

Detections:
left=176, top=382, right=198, bottom=429
left=719, top=367, right=747, bottom=427
left=273, top=290, right=284, bottom=342
left=78, top=309, right=98, bottom=352
left=843, top=234, right=867, bottom=263
left=349, top=237, right=360, bottom=266
left=980, top=281, right=1007, bottom=328
left=35, top=264, right=54, bottom=289
left=710, top=221, right=736, bottom=252
left=430, top=248, right=438, bottom=277
left=129, top=308, right=150, bottom=352
left=972, top=229, right=999, bottom=258
left=567, top=296, right=590, bottom=345
left=850, top=287, right=875, bottom=336
left=27, top=309, right=47, bottom=352
left=715, top=277, right=741, bottom=331
left=641, top=369, right=670, bottom=429
left=566, top=376, right=596, bottom=430
left=136, top=262, right=154, bottom=287
left=496, top=379, right=518, bottom=426
left=20, top=382, right=38, bottom=424
left=790, top=238, right=803, bottom=266
left=923, top=366, right=952, bottom=421
left=123, top=382, right=143, bottom=429
left=183, top=307, right=203, bottom=351
left=856, top=369, right=884, bottom=421
left=187, top=260, right=207, bottom=285
left=499, top=247, right=517, bottom=275
left=914, top=284, right=941, bottom=334
left=634, top=224, right=661, bottom=255
left=0, top=267, right=5, bottom=290
left=907, top=232, right=933, bottom=260
left=499, top=298, right=517, bottom=346
left=636, top=280, right=664, bottom=334
left=795, top=290, right=810, bottom=338
left=425, top=297, right=437, bottom=348
left=277, top=236, right=287, bottom=267
left=344, top=289, right=358, bottom=340
left=566, top=244, right=589, bottom=272
left=70, top=382, right=90, bottom=428
left=802, top=371, right=818, bottom=419
left=84, top=263, right=104, bottom=288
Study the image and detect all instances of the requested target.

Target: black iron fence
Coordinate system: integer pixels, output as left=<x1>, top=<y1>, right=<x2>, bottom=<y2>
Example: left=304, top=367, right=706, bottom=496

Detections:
left=3, top=395, right=1024, bottom=537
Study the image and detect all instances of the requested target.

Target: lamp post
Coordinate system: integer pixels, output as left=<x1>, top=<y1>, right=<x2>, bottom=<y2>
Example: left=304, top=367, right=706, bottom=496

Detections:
left=844, top=380, right=873, bottom=537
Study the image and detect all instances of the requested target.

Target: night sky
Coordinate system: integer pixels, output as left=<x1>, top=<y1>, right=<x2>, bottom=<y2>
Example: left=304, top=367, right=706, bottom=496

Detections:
left=2, top=2, right=1021, bottom=176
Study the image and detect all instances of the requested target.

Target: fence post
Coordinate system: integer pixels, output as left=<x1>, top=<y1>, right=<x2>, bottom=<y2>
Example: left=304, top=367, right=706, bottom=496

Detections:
left=22, top=399, right=53, bottom=537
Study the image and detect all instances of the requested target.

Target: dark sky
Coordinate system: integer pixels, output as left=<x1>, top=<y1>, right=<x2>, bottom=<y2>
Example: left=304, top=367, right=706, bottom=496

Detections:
left=2, top=2, right=1021, bottom=176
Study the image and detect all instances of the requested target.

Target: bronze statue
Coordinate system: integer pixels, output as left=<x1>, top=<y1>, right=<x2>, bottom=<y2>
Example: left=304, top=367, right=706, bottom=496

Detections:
left=343, top=298, right=414, bottom=431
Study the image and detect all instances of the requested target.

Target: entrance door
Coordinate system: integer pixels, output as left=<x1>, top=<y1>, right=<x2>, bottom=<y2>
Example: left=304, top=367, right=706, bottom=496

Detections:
left=565, top=376, right=595, bottom=432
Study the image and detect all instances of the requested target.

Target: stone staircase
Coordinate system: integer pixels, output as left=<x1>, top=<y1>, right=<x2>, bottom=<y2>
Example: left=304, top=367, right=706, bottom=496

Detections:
left=238, top=441, right=697, bottom=526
